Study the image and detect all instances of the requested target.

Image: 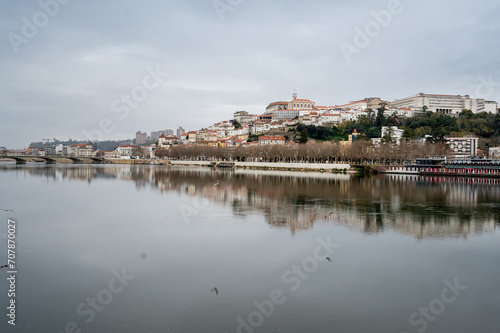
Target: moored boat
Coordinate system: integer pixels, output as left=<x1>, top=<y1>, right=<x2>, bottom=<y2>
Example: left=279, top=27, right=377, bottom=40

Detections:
left=379, top=158, right=500, bottom=178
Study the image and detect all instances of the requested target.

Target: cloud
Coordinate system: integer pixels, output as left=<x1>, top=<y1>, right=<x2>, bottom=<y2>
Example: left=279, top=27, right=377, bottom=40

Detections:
left=1, top=0, right=499, bottom=148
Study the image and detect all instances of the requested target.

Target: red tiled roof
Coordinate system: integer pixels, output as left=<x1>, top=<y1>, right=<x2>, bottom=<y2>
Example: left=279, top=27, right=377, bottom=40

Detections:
left=267, top=101, right=289, bottom=107
left=421, top=93, right=462, bottom=97
left=334, top=100, right=366, bottom=108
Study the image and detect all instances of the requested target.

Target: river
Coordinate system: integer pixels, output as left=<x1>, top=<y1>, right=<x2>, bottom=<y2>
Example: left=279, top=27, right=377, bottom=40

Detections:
left=0, top=164, right=499, bottom=333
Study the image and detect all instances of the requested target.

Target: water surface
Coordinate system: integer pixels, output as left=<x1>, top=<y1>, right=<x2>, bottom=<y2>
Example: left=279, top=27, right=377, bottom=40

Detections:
left=0, top=164, right=499, bottom=333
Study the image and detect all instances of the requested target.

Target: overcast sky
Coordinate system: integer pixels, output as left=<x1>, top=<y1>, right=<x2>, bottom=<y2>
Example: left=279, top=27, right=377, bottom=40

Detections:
left=1, top=0, right=499, bottom=148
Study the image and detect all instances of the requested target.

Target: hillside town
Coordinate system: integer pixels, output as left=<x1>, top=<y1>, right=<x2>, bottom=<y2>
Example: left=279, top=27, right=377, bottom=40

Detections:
left=3, top=92, right=500, bottom=160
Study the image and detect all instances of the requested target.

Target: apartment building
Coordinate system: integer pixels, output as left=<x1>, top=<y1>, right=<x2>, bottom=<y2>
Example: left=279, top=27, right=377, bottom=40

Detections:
left=445, top=136, right=478, bottom=158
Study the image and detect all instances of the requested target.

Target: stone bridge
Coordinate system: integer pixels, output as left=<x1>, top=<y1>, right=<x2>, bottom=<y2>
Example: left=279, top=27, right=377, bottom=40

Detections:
left=0, top=156, right=105, bottom=165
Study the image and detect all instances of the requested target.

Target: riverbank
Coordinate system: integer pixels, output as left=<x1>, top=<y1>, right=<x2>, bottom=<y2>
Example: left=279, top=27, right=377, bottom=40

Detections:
left=0, top=158, right=354, bottom=173
left=169, top=160, right=351, bottom=173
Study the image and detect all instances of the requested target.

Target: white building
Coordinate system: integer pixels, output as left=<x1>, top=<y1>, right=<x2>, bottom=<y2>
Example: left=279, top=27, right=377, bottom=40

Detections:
left=55, top=144, right=64, bottom=155
left=234, top=111, right=258, bottom=123
left=320, top=113, right=342, bottom=124
left=251, top=122, right=271, bottom=134
left=158, top=135, right=178, bottom=149
left=485, top=101, right=498, bottom=113
left=228, top=127, right=249, bottom=136
left=269, top=121, right=286, bottom=131
left=142, top=144, right=156, bottom=158
left=265, top=102, right=289, bottom=115
left=445, top=136, right=478, bottom=158
left=204, top=131, right=219, bottom=141
left=341, top=111, right=357, bottom=122
left=489, top=147, right=500, bottom=159
left=272, top=109, right=299, bottom=120
left=392, top=93, right=497, bottom=115
left=187, top=131, right=197, bottom=144
left=68, top=142, right=93, bottom=157
left=333, top=98, right=382, bottom=112
left=104, top=151, right=121, bottom=159
left=179, top=134, right=189, bottom=145
left=258, top=136, right=286, bottom=145
left=381, top=126, right=404, bottom=144
left=389, top=107, right=417, bottom=118
left=116, top=145, right=136, bottom=156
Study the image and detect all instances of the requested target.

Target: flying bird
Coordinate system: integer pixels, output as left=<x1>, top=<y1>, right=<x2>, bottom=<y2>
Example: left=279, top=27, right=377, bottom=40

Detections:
left=0, top=265, right=8, bottom=269
left=0, top=209, right=13, bottom=212
left=326, top=257, right=332, bottom=262
left=211, top=287, right=219, bottom=295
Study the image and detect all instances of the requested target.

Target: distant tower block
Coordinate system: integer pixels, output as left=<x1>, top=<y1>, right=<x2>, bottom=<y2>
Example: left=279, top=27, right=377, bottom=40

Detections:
left=177, top=127, right=185, bottom=138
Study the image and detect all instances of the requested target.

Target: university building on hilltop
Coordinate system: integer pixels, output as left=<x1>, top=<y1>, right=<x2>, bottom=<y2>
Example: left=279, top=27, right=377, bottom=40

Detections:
left=391, top=93, right=498, bottom=115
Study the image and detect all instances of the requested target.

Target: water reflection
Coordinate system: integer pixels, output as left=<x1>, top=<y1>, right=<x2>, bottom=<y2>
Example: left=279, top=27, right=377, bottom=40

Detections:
left=1, top=164, right=498, bottom=239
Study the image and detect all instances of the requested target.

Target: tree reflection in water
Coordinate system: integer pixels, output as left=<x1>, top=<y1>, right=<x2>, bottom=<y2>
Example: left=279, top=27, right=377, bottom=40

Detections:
left=2, top=164, right=499, bottom=239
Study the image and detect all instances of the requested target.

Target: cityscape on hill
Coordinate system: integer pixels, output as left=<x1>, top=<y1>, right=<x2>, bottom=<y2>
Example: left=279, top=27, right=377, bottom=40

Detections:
left=8, top=91, right=500, bottom=161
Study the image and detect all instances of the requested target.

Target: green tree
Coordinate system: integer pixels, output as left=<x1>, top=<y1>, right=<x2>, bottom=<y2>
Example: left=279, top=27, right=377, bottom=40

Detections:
left=375, top=103, right=387, bottom=127
left=232, top=119, right=242, bottom=129
left=402, top=128, right=414, bottom=141
left=298, top=129, right=308, bottom=144
left=380, top=126, right=397, bottom=144
left=247, top=134, right=260, bottom=142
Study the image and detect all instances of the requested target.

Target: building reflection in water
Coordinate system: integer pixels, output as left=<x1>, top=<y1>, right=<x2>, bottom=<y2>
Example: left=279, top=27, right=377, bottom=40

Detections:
left=2, top=164, right=498, bottom=239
